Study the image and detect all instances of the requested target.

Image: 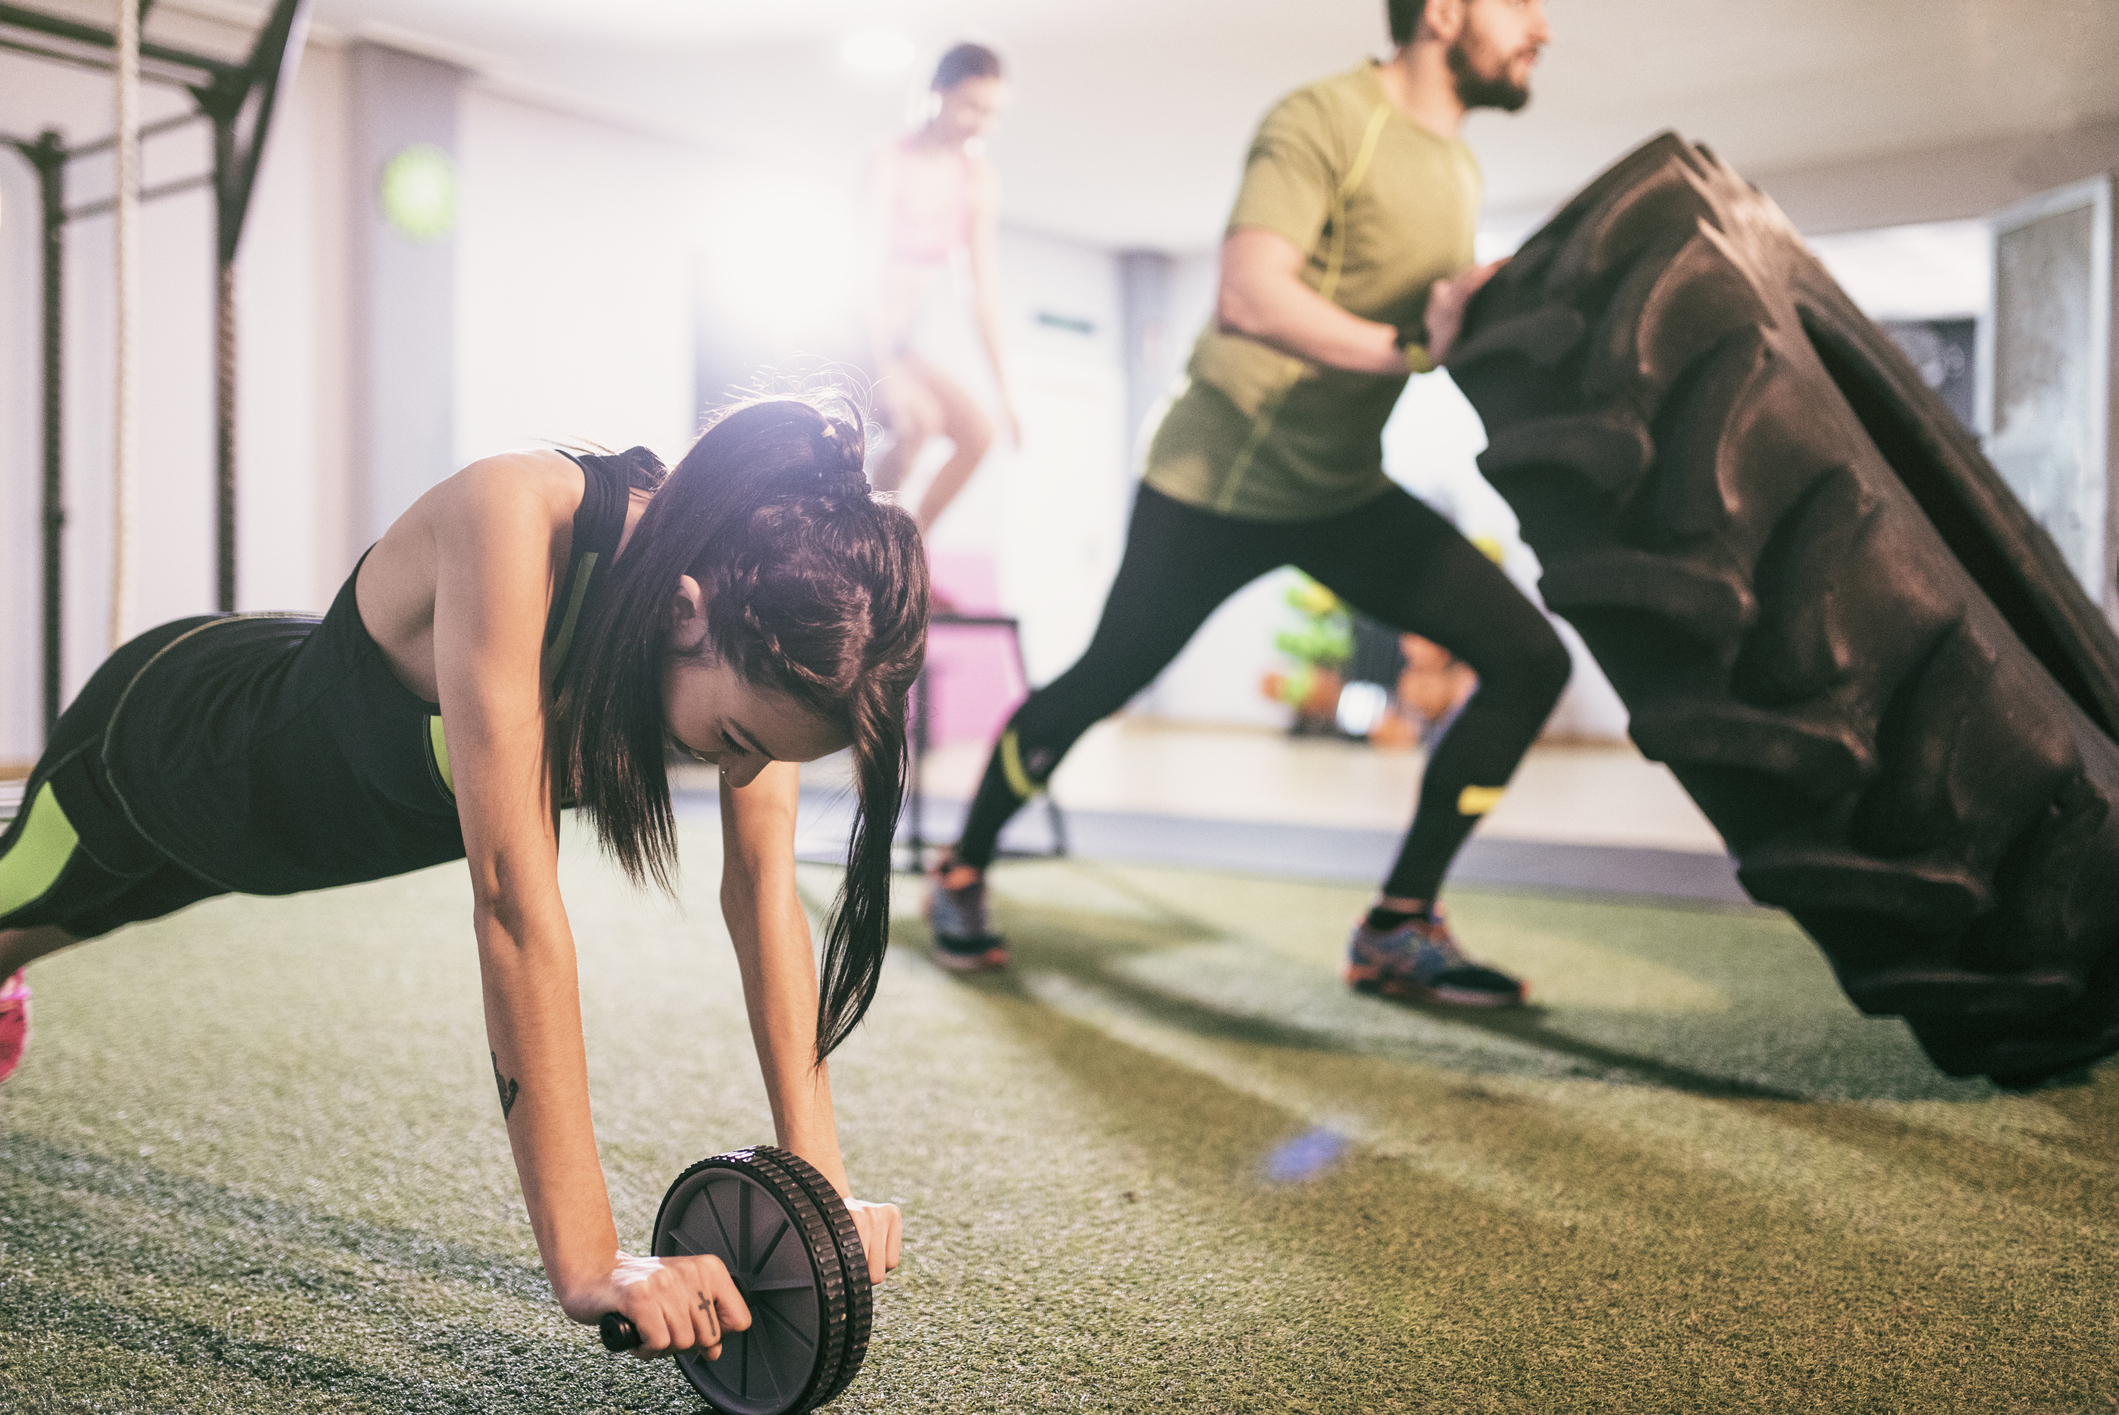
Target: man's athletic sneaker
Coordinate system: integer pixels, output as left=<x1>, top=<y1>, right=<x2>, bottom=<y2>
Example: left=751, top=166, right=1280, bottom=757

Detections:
left=0, top=971, right=29, bottom=1084
left=926, top=863, right=1008, bottom=973
left=1344, top=909, right=1525, bottom=1007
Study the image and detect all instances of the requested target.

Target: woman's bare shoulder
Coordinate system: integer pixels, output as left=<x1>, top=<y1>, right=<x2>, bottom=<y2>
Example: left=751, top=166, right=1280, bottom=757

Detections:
left=451, top=447, right=582, bottom=500
left=358, top=451, right=585, bottom=689
left=432, top=449, right=585, bottom=531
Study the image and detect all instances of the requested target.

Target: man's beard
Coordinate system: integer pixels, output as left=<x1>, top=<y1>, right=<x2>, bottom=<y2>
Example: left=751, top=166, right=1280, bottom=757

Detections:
left=1447, top=36, right=1533, bottom=112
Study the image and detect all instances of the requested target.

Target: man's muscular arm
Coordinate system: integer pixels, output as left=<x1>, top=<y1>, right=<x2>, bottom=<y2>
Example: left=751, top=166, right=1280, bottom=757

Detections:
left=1216, top=227, right=1498, bottom=372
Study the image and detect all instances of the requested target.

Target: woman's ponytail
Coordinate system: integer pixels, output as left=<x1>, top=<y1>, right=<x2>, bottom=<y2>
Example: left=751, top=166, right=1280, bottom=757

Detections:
left=557, top=392, right=927, bottom=1060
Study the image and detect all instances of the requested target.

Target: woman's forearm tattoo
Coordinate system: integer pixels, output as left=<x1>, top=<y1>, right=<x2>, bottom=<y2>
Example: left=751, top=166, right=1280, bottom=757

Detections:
left=490, top=1050, right=520, bottom=1118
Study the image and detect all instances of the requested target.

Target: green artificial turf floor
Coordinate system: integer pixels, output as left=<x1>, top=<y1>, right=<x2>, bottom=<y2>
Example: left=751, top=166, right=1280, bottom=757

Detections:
left=2, top=824, right=2114, bottom=1413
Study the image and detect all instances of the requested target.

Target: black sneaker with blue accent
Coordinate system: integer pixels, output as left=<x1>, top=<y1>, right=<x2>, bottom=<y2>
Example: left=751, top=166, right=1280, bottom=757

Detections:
left=1343, top=907, right=1525, bottom=1007
left=926, top=859, right=1009, bottom=972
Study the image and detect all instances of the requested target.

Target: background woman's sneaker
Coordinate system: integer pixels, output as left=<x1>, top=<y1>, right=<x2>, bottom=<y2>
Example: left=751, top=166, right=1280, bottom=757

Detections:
left=926, top=861, right=1009, bottom=972
left=1344, top=910, right=1525, bottom=1007
left=0, top=971, right=30, bottom=1083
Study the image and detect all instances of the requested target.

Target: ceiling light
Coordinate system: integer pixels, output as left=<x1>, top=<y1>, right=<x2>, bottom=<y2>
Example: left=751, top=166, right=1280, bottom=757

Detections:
left=842, top=32, right=914, bottom=72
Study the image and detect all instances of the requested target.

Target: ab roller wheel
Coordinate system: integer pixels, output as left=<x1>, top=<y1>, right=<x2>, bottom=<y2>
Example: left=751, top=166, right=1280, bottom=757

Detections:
left=599, top=1146, right=872, bottom=1414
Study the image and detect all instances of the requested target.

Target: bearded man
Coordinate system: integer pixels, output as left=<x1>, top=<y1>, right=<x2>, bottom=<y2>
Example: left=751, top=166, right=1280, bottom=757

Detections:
left=926, top=0, right=1569, bottom=1009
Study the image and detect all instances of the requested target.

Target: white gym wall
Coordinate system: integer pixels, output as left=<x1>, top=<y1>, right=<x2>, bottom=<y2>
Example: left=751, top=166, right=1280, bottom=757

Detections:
left=455, top=88, right=705, bottom=471
left=5, top=1, right=2112, bottom=773
left=0, top=28, right=737, bottom=765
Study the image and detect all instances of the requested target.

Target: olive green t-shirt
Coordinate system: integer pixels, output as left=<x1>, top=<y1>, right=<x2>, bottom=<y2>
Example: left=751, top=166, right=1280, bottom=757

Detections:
left=1143, top=61, right=1481, bottom=522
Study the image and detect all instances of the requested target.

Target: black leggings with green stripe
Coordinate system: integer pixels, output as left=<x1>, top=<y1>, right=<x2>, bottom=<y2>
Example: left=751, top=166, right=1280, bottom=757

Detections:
left=952, top=483, right=1572, bottom=901
left=0, top=618, right=226, bottom=940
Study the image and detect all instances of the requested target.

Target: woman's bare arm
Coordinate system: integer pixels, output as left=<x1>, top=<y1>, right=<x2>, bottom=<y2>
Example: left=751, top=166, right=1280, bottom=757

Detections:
left=429, top=459, right=618, bottom=1302
left=861, top=145, right=908, bottom=368
left=426, top=456, right=746, bottom=1350
left=965, top=158, right=1020, bottom=445
left=719, top=760, right=903, bottom=1282
left=719, top=760, right=846, bottom=1186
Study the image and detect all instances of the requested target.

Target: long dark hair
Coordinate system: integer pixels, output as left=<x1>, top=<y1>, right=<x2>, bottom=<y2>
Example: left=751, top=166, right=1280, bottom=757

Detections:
left=557, top=393, right=927, bottom=1059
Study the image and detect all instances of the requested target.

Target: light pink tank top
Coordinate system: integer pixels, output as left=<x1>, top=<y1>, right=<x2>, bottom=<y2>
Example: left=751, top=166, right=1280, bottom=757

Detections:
left=888, top=137, right=976, bottom=264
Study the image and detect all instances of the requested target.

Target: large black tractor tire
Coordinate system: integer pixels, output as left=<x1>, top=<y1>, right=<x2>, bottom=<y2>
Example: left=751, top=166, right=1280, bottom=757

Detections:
left=1448, top=132, right=2119, bottom=1086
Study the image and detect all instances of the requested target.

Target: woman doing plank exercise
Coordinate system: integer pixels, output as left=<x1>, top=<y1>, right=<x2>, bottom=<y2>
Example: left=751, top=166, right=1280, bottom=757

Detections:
left=0, top=395, right=922, bottom=1359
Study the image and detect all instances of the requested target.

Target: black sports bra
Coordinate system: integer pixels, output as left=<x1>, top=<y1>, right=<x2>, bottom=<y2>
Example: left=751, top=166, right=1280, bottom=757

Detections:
left=425, top=448, right=657, bottom=798
left=99, top=448, right=661, bottom=897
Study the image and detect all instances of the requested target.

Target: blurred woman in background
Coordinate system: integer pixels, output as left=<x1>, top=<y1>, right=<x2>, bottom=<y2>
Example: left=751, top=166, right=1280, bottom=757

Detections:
left=864, top=42, right=1021, bottom=546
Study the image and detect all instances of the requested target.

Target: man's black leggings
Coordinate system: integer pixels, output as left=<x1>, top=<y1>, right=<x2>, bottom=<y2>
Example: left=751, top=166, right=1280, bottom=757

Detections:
left=953, top=483, right=1572, bottom=901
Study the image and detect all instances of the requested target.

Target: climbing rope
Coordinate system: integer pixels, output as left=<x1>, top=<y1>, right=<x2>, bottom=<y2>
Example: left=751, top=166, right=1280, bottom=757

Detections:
left=111, top=0, right=140, bottom=649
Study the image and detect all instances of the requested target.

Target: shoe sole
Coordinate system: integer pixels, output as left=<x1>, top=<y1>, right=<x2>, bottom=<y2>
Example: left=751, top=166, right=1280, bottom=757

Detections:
left=1345, top=964, right=1525, bottom=1008
left=932, top=944, right=1009, bottom=973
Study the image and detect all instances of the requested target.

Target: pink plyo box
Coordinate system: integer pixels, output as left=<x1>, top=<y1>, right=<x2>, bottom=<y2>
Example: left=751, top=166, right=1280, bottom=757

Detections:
left=919, top=551, right=1029, bottom=749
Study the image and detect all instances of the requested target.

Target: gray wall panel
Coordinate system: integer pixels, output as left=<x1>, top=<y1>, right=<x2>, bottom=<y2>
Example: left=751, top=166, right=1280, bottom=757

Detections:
left=349, top=43, right=461, bottom=545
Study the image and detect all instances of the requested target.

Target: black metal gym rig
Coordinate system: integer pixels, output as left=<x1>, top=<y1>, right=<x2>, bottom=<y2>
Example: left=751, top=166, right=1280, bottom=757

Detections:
left=1, top=0, right=310, bottom=742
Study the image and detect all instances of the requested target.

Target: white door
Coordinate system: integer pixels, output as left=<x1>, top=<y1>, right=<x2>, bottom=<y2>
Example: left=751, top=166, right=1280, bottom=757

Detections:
left=1981, top=177, right=2114, bottom=620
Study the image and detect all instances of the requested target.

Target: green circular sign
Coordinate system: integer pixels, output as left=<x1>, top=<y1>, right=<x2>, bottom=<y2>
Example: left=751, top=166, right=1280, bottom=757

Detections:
left=378, top=143, right=456, bottom=242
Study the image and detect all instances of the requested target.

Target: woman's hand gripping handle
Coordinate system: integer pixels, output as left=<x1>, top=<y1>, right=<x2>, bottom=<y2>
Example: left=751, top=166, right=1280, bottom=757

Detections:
left=586, top=1252, right=752, bottom=1360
